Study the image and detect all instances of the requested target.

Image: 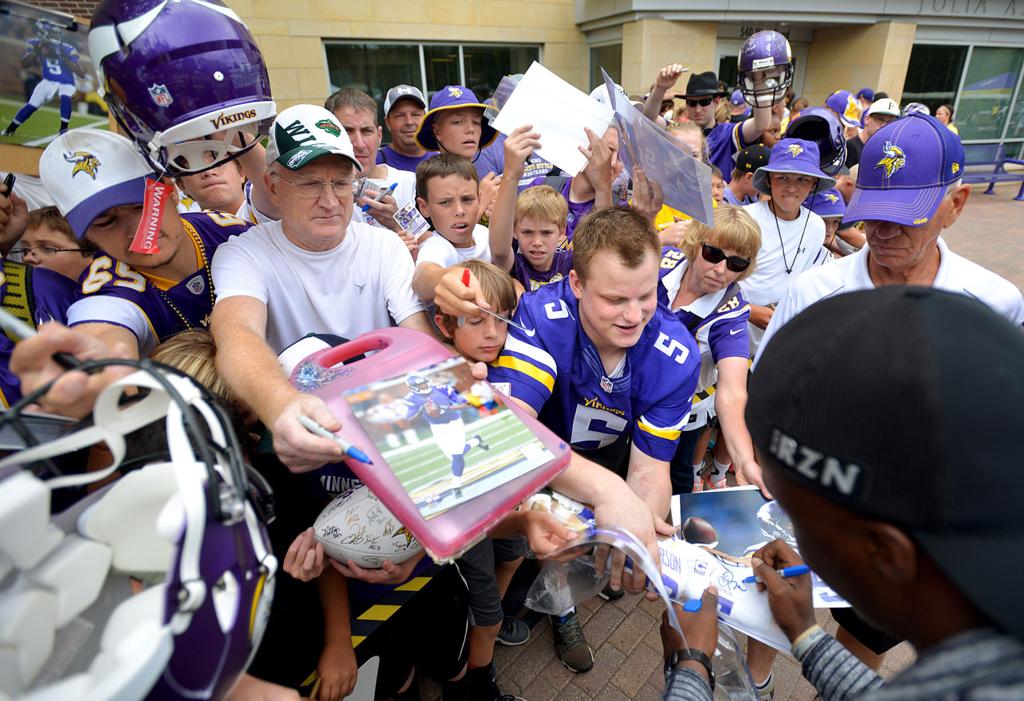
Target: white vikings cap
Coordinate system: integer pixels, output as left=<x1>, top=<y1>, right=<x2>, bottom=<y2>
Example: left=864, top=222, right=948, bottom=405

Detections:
left=265, top=104, right=362, bottom=172
left=590, top=83, right=627, bottom=107
left=39, top=129, right=154, bottom=239
left=866, top=98, right=901, bottom=119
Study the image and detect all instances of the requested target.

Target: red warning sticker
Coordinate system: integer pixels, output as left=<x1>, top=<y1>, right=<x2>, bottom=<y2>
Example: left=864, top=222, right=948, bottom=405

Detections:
left=129, top=179, right=172, bottom=255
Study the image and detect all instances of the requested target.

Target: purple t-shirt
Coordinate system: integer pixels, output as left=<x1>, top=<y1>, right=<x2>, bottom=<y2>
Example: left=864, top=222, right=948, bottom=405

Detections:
left=707, top=122, right=751, bottom=185
left=474, top=137, right=504, bottom=179
left=512, top=249, right=574, bottom=291
left=722, top=186, right=757, bottom=207
left=557, top=177, right=595, bottom=251
left=376, top=144, right=436, bottom=172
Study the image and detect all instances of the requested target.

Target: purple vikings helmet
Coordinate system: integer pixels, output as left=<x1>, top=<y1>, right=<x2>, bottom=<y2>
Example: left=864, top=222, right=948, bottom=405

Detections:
left=784, top=107, right=848, bottom=176
left=88, top=0, right=275, bottom=175
left=0, top=365, right=276, bottom=699
left=407, top=375, right=433, bottom=394
left=738, top=30, right=794, bottom=109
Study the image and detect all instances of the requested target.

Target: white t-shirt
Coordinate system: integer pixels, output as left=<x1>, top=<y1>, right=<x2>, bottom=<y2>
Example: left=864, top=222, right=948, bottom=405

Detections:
left=753, top=237, right=1024, bottom=368
left=351, top=166, right=418, bottom=229
left=416, top=224, right=491, bottom=269
left=211, top=219, right=424, bottom=353
left=741, top=200, right=826, bottom=353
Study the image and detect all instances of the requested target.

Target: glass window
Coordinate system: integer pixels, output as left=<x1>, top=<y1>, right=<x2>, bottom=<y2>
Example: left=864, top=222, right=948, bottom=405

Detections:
left=955, top=47, right=1024, bottom=141
left=1003, top=76, right=1024, bottom=140
left=902, top=44, right=968, bottom=116
left=325, top=43, right=420, bottom=113
left=423, top=44, right=462, bottom=96
left=464, top=45, right=539, bottom=100
left=325, top=41, right=541, bottom=122
left=589, top=44, right=621, bottom=91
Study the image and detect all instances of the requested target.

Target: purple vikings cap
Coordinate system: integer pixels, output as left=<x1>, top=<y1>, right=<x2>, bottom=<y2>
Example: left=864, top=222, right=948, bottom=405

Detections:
left=825, top=90, right=863, bottom=128
left=807, top=188, right=847, bottom=219
left=730, top=89, right=746, bottom=106
left=753, top=138, right=837, bottom=196
left=856, top=87, right=875, bottom=103
left=39, top=129, right=154, bottom=239
left=844, top=113, right=964, bottom=227
left=415, top=85, right=497, bottom=152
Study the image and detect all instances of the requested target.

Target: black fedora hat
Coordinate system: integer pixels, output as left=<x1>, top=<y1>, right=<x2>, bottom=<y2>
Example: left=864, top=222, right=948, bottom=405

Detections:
left=683, top=71, right=726, bottom=98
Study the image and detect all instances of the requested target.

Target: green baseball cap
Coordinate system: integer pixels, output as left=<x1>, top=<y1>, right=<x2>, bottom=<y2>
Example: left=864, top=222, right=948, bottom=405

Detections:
left=265, top=104, right=362, bottom=172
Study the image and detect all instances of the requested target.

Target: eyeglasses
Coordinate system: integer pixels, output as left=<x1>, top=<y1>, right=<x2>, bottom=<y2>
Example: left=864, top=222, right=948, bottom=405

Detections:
left=12, top=245, right=87, bottom=257
left=701, top=243, right=751, bottom=272
left=271, top=172, right=352, bottom=200
left=686, top=97, right=715, bottom=108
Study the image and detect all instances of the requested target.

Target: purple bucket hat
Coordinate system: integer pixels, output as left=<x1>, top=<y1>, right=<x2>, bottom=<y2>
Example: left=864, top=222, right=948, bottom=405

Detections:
left=753, top=138, right=837, bottom=196
left=415, top=85, right=497, bottom=152
left=844, top=113, right=964, bottom=227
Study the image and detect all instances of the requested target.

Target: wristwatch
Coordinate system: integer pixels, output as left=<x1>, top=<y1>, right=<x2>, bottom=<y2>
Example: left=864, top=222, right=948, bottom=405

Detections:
left=665, top=648, right=716, bottom=691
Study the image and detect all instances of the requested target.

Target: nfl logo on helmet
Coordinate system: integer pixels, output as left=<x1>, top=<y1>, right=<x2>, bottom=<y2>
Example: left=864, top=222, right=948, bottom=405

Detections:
left=148, top=84, right=173, bottom=107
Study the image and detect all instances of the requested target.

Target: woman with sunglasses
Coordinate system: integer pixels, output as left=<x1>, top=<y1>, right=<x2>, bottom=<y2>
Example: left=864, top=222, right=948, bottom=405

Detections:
left=657, top=205, right=764, bottom=494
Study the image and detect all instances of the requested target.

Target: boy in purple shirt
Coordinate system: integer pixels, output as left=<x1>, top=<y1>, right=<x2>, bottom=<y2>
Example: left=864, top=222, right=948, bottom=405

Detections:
left=490, top=126, right=574, bottom=290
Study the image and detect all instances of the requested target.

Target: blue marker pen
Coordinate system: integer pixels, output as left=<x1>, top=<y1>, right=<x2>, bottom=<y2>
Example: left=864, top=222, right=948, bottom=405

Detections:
left=360, top=182, right=397, bottom=212
left=298, top=416, right=374, bottom=464
left=742, top=564, right=810, bottom=585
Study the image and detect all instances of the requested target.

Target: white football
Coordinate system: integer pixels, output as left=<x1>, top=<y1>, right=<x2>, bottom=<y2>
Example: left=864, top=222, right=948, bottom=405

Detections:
left=313, top=486, right=423, bottom=569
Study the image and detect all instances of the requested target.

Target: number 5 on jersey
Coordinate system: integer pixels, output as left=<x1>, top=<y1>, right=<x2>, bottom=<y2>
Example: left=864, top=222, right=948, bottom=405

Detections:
left=655, top=332, right=690, bottom=364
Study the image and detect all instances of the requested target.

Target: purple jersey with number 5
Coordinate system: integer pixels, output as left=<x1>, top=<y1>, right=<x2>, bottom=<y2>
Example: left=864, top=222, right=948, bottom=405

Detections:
left=67, top=211, right=251, bottom=354
left=487, top=279, right=699, bottom=463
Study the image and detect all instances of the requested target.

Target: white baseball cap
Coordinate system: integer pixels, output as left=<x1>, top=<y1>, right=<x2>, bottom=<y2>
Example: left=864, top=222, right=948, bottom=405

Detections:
left=39, top=129, right=154, bottom=239
left=265, top=104, right=362, bottom=172
left=866, top=98, right=901, bottom=119
left=383, top=85, right=427, bottom=115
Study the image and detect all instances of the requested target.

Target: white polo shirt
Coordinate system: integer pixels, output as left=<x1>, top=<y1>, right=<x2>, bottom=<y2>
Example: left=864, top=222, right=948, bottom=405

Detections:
left=741, top=200, right=826, bottom=352
left=753, top=237, right=1024, bottom=367
left=212, top=218, right=424, bottom=353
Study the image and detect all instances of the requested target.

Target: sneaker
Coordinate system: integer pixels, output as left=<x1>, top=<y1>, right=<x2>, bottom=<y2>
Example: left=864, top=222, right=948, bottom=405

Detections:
left=496, top=614, right=530, bottom=646
left=444, top=663, right=525, bottom=701
left=691, top=479, right=705, bottom=493
left=597, top=583, right=624, bottom=601
left=474, top=433, right=490, bottom=451
left=550, top=611, right=594, bottom=672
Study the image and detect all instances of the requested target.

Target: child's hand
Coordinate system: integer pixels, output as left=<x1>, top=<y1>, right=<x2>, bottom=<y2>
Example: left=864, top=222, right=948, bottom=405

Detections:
left=282, top=528, right=325, bottom=582
left=434, top=265, right=489, bottom=318
left=330, top=551, right=425, bottom=586
left=503, top=125, right=542, bottom=175
left=580, top=127, right=613, bottom=187
left=631, top=166, right=664, bottom=223
left=519, top=510, right=580, bottom=558
left=316, top=643, right=358, bottom=701
left=478, top=172, right=501, bottom=219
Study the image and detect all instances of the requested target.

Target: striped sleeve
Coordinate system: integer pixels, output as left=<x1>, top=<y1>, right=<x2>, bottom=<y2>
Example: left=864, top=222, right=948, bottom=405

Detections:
left=663, top=667, right=713, bottom=701
left=801, top=635, right=884, bottom=700
left=487, top=301, right=557, bottom=414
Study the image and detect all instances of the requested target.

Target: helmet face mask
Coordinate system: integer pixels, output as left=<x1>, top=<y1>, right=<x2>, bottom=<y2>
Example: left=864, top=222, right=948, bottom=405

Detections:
left=738, top=30, right=794, bottom=109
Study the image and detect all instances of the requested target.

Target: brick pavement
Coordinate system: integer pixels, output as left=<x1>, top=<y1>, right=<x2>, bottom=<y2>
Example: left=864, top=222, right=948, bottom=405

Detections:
left=417, top=185, right=1024, bottom=700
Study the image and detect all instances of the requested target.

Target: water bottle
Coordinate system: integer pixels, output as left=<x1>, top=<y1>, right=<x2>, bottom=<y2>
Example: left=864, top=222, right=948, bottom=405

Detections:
left=712, top=625, right=758, bottom=700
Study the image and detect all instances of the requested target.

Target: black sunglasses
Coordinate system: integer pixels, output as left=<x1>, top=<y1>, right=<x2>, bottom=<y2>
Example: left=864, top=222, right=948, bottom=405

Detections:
left=701, top=243, right=750, bottom=272
left=686, top=97, right=715, bottom=107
